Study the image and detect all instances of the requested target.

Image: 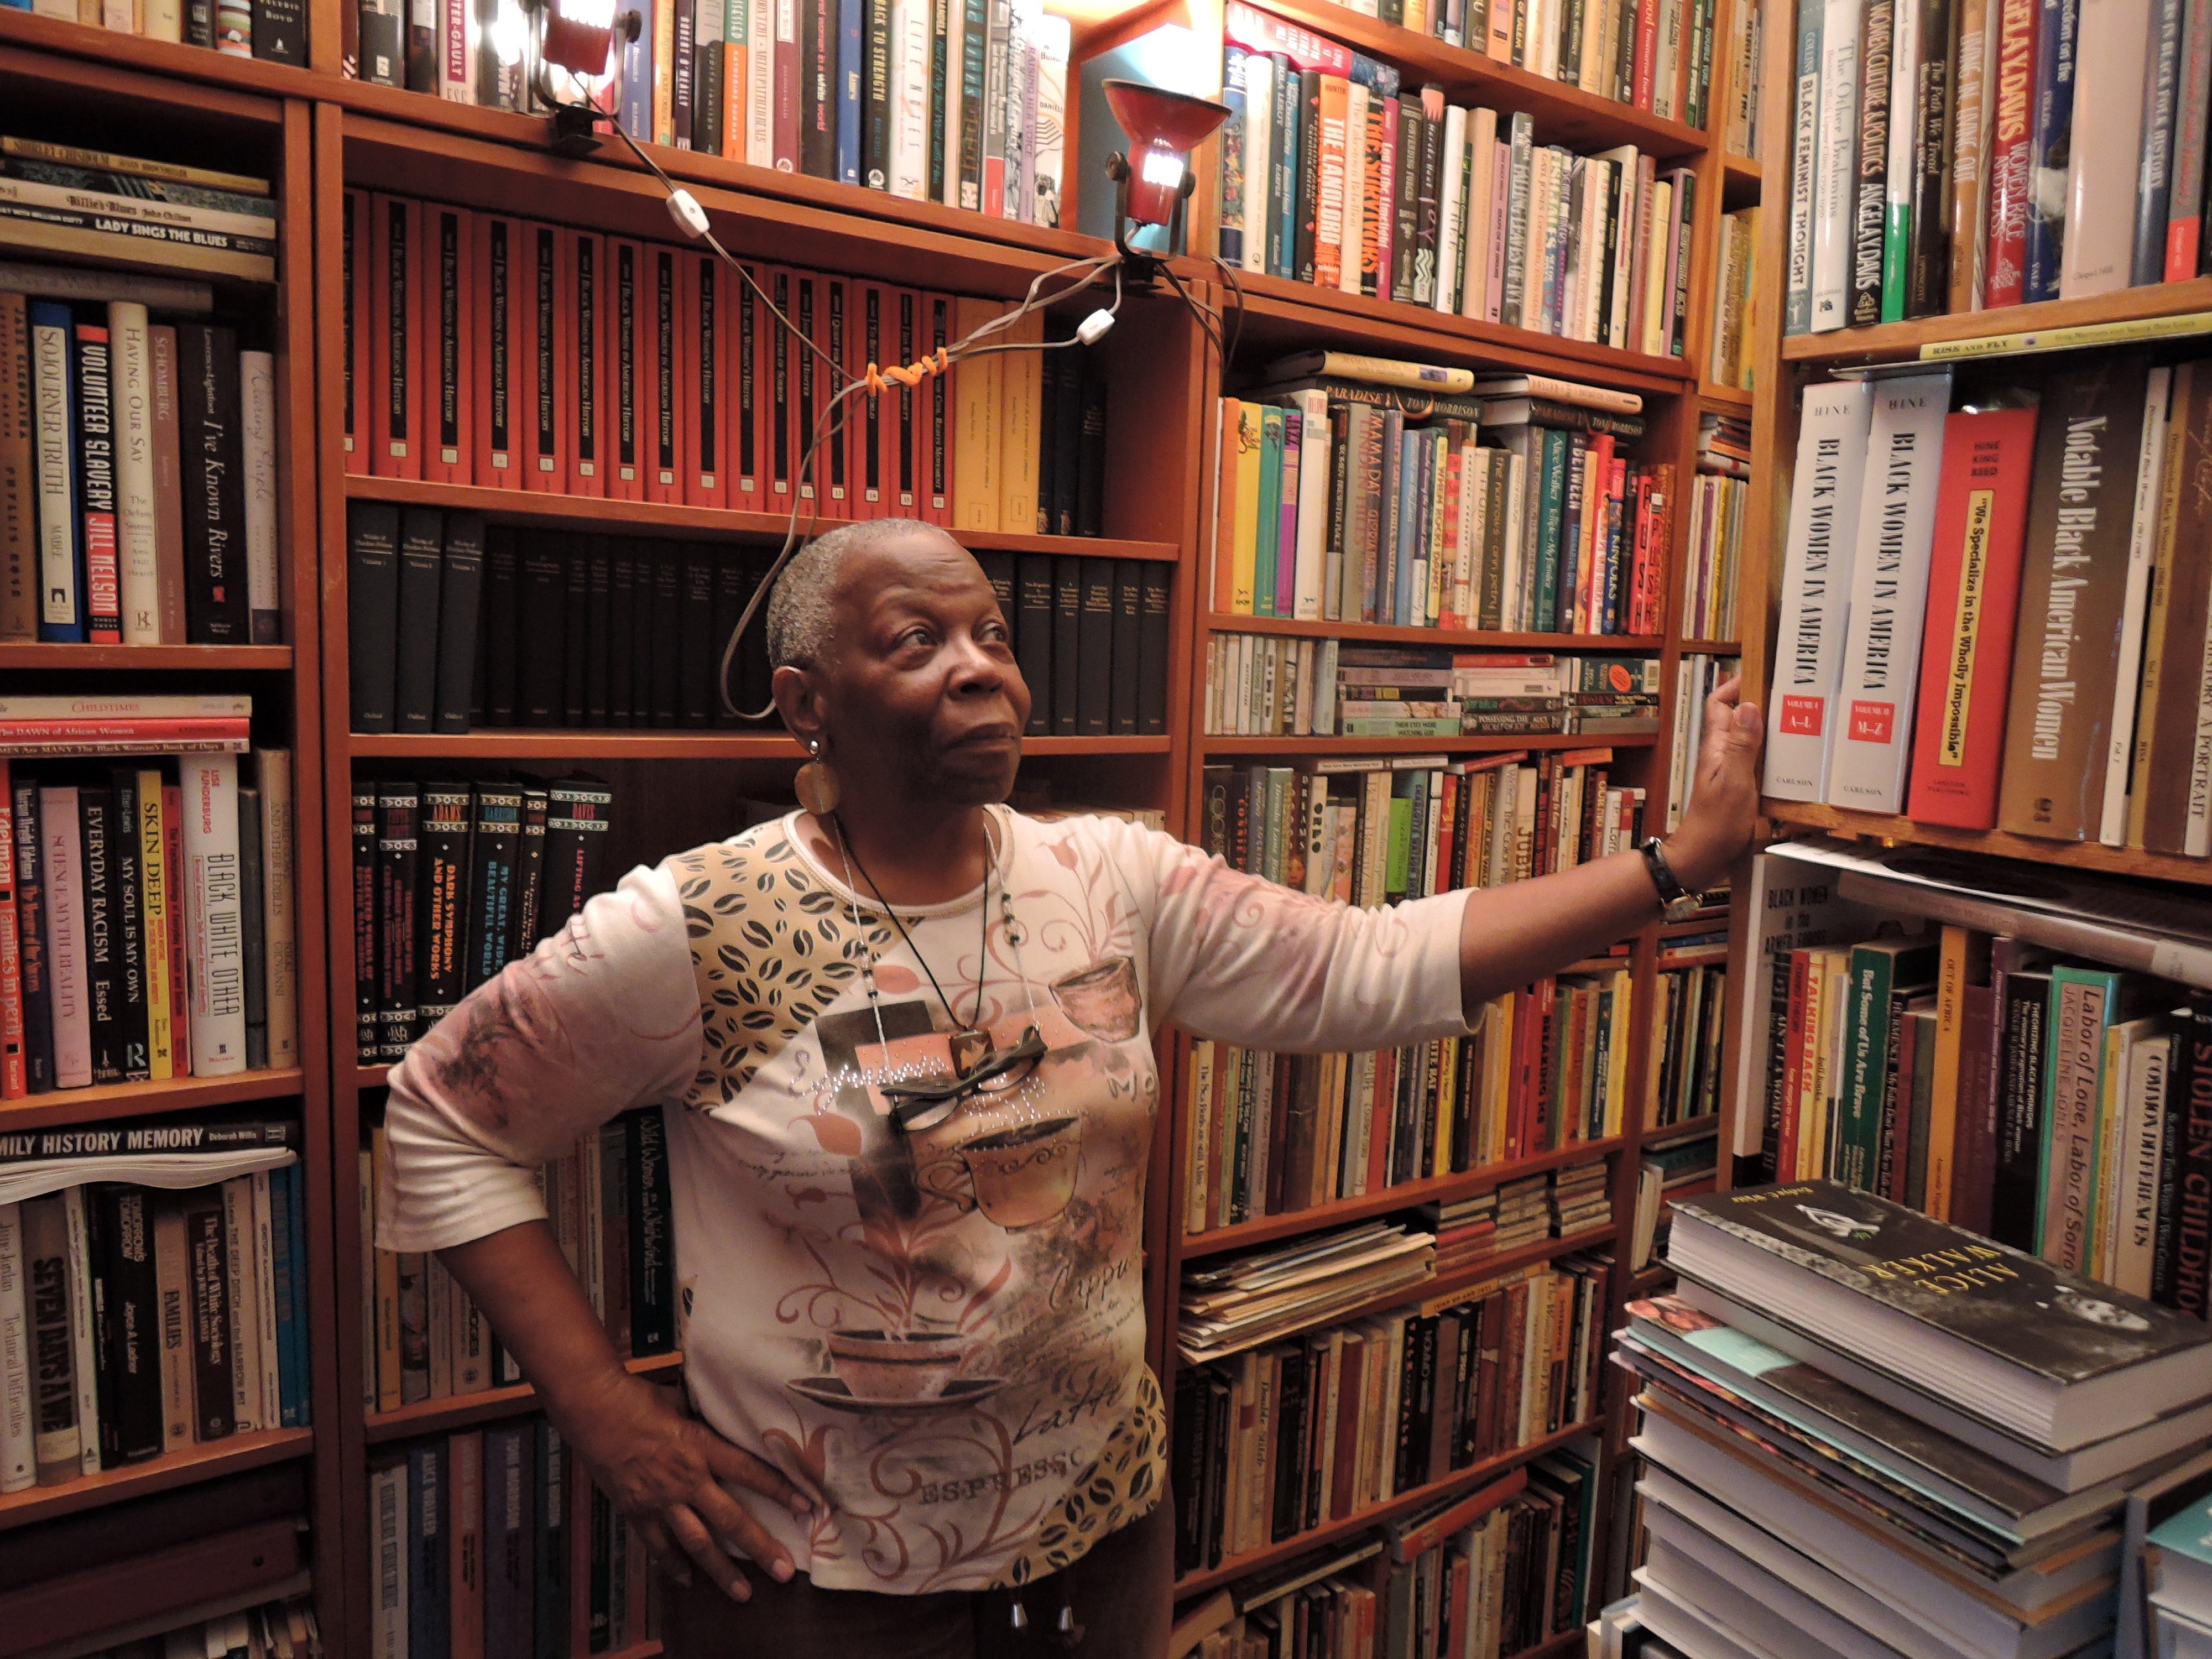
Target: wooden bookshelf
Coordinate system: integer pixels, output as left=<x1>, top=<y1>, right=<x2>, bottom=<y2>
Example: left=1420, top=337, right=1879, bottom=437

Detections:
left=0, top=645, right=296, bottom=670
left=0, top=1430, right=316, bottom=1530
left=364, top=1353, right=685, bottom=1444
left=0, top=1068, right=307, bottom=1133
left=1204, top=615, right=1669, bottom=651
left=1763, top=799, right=2212, bottom=888
left=1777, top=276, right=2212, bottom=366
left=1198, top=732, right=1661, bottom=755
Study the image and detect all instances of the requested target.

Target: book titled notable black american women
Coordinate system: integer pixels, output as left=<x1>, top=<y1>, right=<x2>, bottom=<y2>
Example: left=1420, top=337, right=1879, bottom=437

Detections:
left=1667, top=1180, right=2212, bottom=1456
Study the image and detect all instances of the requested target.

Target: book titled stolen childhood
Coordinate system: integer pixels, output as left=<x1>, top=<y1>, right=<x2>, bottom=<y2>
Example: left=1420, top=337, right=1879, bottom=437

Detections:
left=1669, top=1179, right=2211, bottom=1449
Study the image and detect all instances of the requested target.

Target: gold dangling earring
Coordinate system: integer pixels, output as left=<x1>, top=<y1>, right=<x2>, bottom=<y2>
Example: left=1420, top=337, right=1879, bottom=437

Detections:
left=795, top=737, right=842, bottom=816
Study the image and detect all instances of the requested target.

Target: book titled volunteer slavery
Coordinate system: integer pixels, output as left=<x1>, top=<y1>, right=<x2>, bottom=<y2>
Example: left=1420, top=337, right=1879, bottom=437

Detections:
left=1825, top=372, right=1952, bottom=812
left=1668, top=1180, right=2212, bottom=1451
left=1764, top=379, right=1875, bottom=799
left=1997, top=355, right=2152, bottom=842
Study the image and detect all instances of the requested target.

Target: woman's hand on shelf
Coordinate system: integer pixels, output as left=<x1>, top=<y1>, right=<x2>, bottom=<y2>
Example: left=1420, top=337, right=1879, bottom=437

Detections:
left=1664, top=674, right=1762, bottom=893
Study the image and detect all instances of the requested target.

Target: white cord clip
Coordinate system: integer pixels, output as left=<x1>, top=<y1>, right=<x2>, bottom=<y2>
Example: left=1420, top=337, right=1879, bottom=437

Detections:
left=665, top=187, right=711, bottom=241
left=1076, top=308, right=1115, bottom=346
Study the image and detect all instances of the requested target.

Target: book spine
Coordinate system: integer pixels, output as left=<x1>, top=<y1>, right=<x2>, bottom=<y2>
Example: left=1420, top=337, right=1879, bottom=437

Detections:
left=180, top=754, right=247, bottom=1076
left=2020, top=0, right=2078, bottom=302
left=25, top=306, right=76, bottom=644
left=1984, top=0, right=2037, bottom=304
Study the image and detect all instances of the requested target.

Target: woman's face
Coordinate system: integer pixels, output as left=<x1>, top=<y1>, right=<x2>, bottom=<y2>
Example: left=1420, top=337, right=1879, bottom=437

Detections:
left=807, top=531, right=1033, bottom=806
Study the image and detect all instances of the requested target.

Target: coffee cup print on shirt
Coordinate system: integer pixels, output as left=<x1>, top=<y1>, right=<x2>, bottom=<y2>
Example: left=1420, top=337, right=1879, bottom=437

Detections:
left=1050, top=956, right=1141, bottom=1043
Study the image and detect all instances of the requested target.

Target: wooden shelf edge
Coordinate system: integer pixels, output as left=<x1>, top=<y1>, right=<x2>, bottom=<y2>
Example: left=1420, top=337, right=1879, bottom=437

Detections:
left=0, top=644, right=294, bottom=670
left=0, top=1428, right=313, bottom=1530
left=1182, top=1136, right=1625, bottom=1259
left=338, top=476, right=1179, bottom=560
left=1778, top=276, right=2212, bottom=366
left=0, top=12, right=307, bottom=113
left=1677, top=640, right=1741, bottom=654
left=1169, top=1415, right=1603, bottom=1597
left=1763, top=797, right=2212, bottom=886
left=346, top=732, right=1171, bottom=758
left=0, top=1068, right=306, bottom=1131
left=1200, top=733, right=1658, bottom=754
left=1205, top=616, right=1665, bottom=651
left=365, top=1352, right=684, bottom=1444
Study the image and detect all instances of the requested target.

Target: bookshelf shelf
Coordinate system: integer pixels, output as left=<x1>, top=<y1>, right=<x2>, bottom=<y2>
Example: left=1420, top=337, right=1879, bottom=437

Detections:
left=1776, top=277, right=2212, bottom=366
left=365, top=1353, right=685, bottom=1444
left=1641, top=1113, right=1720, bottom=1148
left=1239, top=0, right=1712, bottom=160
left=1204, top=615, right=1668, bottom=652
left=1678, top=639, right=1741, bottom=654
left=1761, top=797, right=2212, bottom=887
left=0, top=1430, right=315, bottom=1531
left=357, top=1065, right=388, bottom=1089
left=0, top=645, right=295, bottom=671
left=0, top=18, right=300, bottom=117
left=1627, top=1260, right=1676, bottom=1295
left=337, top=478, right=1180, bottom=564
left=0, top=1068, right=307, bottom=1133
left=346, top=732, right=1172, bottom=759
left=1182, top=1136, right=1626, bottom=1260
left=1697, top=383, right=1753, bottom=411
left=1170, top=1415, right=1603, bottom=1597
left=1200, top=733, right=1657, bottom=754
left=1721, top=154, right=1762, bottom=187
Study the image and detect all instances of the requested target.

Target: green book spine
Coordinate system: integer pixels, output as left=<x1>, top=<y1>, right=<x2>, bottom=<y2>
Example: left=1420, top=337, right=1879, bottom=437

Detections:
left=1534, top=427, right=1567, bottom=632
left=1263, top=766, right=1290, bottom=884
left=1255, top=407, right=1284, bottom=619
left=1386, top=795, right=1414, bottom=895
left=1840, top=944, right=1898, bottom=1191
left=2038, top=965, right=2121, bottom=1266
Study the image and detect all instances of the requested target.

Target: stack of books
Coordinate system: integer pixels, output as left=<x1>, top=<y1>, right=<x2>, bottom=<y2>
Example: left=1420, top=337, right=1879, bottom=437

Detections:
left=1217, top=5, right=1701, bottom=356
left=1649, top=946, right=1727, bottom=1130
left=1421, top=1190, right=1497, bottom=1272
left=1208, top=356, right=1667, bottom=637
left=1623, top=1180, right=2212, bottom=1659
left=2148, top=1490, right=2212, bottom=1655
left=1205, top=642, right=1663, bottom=739
left=1, top=1113, right=314, bottom=1494
left=1490, top=1172, right=1551, bottom=1252
left=1176, top=1222, right=1436, bottom=1366
left=1708, top=207, right=1759, bottom=389
left=0, top=139, right=278, bottom=283
left=1783, top=0, right=2212, bottom=330
left=1549, top=1160, right=1611, bottom=1237
left=1663, top=650, right=1740, bottom=830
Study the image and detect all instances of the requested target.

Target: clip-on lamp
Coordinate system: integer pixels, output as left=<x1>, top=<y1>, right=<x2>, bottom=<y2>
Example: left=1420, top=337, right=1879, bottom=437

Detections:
left=1100, top=79, right=1233, bottom=288
left=524, top=0, right=641, bottom=155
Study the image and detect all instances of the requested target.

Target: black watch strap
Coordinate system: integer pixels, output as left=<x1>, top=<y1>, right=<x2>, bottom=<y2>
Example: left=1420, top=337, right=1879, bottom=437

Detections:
left=1639, top=837, right=1688, bottom=906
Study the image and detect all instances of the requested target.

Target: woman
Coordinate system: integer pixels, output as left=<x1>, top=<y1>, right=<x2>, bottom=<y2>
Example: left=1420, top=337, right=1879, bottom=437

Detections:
left=380, top=517, right=1762, bottom=1656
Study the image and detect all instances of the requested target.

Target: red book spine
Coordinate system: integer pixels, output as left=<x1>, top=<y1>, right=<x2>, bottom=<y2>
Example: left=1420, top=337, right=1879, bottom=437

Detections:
left=822, top=274, right=852, bottom=519
left=369, top=194, right=423, bottom=480
left=343, top=189, right=370, bottom=477
left=608, top=237, right=646, bottom=501
left=0, top=757, right=21, bottom=1099
left=522, top=221, right=565, bottom=493
left=1984, top=0, right=2038, bottom=309
left=1775, top=951, right=1808, bottom=1179
left=75, top=320, right=121, bottom=643
left=1631, top=0, right=1657, bottom=108
left=425, top=203, right=475, bottom=485
left=894, top=288, right=920, bottom=514
left=766, top=266, right=796, bottom=508
left=794, top=270, right=822, bottom=511
left=773, top=0, right=801, bottom=172
left=733, top=259, right=764, bottom=510
left=1904, top=406, right=2039, bottom=827
left=680, top=251, right=728, bottom=509
left=648, top=244, right=682, bottom=504
left=1366, top=1047, right=1395, bottom=1192
left=855, top=280, right=886, bottom=518
left=0, top=718, right=251, bottom=743
left=472, top=213, right=517, bottom=487
left=162, top=781, right=187, bottom=1076
left=926, top=293, right=951, bottom=524
left=564, top=229, right=607, bottom=498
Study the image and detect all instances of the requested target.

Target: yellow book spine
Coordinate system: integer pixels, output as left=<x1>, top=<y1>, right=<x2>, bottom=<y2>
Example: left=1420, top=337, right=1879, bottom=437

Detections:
left=653, top=1, right=676, bottom=145
left=1925, top=926, right=1970, bottom=1220
left=996, top=307, right=1044, bottom=533
left=1232, top=403, right=1264, bottom=614
left=950, top=296, right=1001, bottom=531
left=139, top=766, right=172, bottom=1081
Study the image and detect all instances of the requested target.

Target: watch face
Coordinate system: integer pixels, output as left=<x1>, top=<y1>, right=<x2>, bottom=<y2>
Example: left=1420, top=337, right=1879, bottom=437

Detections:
left=1663, top=894, right=1701, bottom=923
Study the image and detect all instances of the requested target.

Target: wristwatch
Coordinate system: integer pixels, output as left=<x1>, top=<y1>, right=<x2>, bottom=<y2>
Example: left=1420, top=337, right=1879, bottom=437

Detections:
left=1639, top=837, right=1703, bottom=922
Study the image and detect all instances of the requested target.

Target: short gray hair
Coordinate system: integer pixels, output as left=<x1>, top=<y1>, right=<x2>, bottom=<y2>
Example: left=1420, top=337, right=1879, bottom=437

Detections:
left=764, top=518, right=958, bottom=669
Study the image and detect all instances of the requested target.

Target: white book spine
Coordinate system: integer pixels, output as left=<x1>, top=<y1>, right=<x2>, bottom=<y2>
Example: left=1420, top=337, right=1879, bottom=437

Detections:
left=2059, top=0, right=2154, bottom=299
left=1643, top=179, right=1674, bottom=355
left=0, top=1202, right=29, bottom=1493
left=40, top=787, right=91, bottom=1089
left=371, top=1460, right=408, bottom=1659
left=256, top=750, right=299, bottom=1071
left=2114, top=1035, right=2168, bottom=1297
left=2101, top=367, right=2173, bottom=844
left=1825, top=371, right=1953, bottom=811
left=1655, top=0, right=1685, bottom=117
left=1344, top=82, right=1371, bottom=297
left=62, top=1185, right=96, bottom=1476
left=1242, top=54, right=1273, bottom=275
left=180, top=753, right=247, bottom=1077
left=221, top=1174, right=262, bottom=1432
left=1436, top=105, right=1469, bottom=314
left=890, top=0, right=931, bottom=200
left=30, top=314, right=74, bottom=634
left=239, top=349, right=280, bottom=646
left=1764, top=379, right=1877, bottom=798
left=1809, top=0, right=1863, bottom=331
left=747, top=0, right=776, bottom=167
left=1454, top=442, right=1480, bottom=624
left=1293, top=389, right=1329, bottom=620
left=1032, top=14, right=1067, bottom=227
left=940, top=0, right=964, bottom=205
left=109, top=303, right=160, bottom=646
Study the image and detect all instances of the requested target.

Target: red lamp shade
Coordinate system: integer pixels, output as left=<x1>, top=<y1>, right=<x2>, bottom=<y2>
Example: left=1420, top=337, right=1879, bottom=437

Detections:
left=540, top=0, right=621, bottom=79
left=1102, top=79, right=1233, bottom=227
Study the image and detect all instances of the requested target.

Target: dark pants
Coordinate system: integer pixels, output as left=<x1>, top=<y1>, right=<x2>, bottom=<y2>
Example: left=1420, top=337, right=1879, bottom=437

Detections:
left=662, top=1491, right=1176, bottom=1658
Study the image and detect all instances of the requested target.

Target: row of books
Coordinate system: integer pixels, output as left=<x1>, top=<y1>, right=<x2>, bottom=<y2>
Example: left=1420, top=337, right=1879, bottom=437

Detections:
left=1707, top=206, right=1759, bottom=389
left=367, top=1414, right=659, bottom=1659
left=1678, top=470, right=1745, bottom=644
left=1624, top=1181, right=2212, bottom=1659
left=1647, top=952, right=1726, bottom=1130
left=0, top=138, right=280, bottom=284
left=1202, top=747, right=1651, bottom=900
left=1783, top=0, right=2212, bottom=331
left=0, top=287, right=280, bottom=646
left=86, top=1593, right=319, bottom=1659
left=1182, top=975, right=1634, bottom=1231
left=353, top=775, right=613, bottom=1065
left=361, top=1109, right=676, bottom=1412
left=972, top=552, right=1172, bottom=737
left=341, top=192, right=1107, bottom=538
left=1765, top=358, right=2212, bottom=847
left=1204, top=639, right=1665, bottom=738
left=1172, top=1248, right=1610, bottom=1563
left=1625, top=1130, right=1717, bottom=1268
left=0, top=1114, right=314, bottom=1494
left=1216, top=6, right=1699, bottom=357
left=1187, top=1451, right=1599, bottom=1657
left=1756, top=917, right=2212, bottom=1310
left=1207, top=369, right=1668, bottom=637
left=1661, top=649, right=1736, bottom=828
left=0, top=739, right=296, bottom=1093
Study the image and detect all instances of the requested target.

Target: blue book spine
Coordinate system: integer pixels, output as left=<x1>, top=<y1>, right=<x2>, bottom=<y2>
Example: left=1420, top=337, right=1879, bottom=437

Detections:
left=1409, top=429, right=1434, bottom=624
left=29, top=301, right=79, bottom=643
left=533, top=1423, right=571, bottom=1659
left=1272, top=54, right=1300, bottom=280
left=1556, top=434, right=1585, bottom=632
left=1393, top=429, right=1421, bottom=626
left=620, top=0, right=655, bottom=136
left=1219, top=46, right=1249, bottom=268
left=407, top=1442, right=450, bottom=1659
left=1254, top=408, right=1282, bottom=619
left=2023, top=0, right=2079, bottom=302
left=285, top=1162, right=312, bottom=1423
left=837, top=0, right=863, bottom=184
left=268, top=1165, right=301, bottom=1427
left=1275, top=409, right=1300, bottom=619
